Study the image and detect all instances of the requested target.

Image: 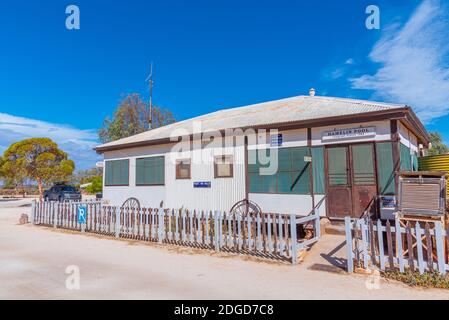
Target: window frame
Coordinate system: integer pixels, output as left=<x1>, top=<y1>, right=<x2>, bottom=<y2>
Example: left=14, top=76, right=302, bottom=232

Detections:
left=214, top=155, right=234, bottom=179
left=105, top=159, right=130, bottom=187
left=248, top=147, right=311, bottom=195
left=135, top=156, right=165, bottom=186
left=176, top=159, right=192, bottom=180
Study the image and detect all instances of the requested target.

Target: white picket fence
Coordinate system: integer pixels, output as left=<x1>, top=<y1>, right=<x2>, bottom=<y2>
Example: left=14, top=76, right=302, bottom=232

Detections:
left=31, top=200, right=322, bottom=264
left=345, top=216, right=449, bottom=275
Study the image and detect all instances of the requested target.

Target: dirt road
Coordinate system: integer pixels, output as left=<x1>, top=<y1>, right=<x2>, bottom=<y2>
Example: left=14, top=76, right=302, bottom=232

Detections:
left=0, top=199, right=447, bottom=299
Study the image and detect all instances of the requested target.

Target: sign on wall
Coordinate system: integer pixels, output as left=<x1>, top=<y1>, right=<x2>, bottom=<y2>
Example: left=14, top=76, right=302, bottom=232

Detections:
left=270, top=134, right=283, bottom=147
left=77, top=205, right=87, bottom=224
left=322, top=126, right=376, bottom=142
left=194, top=182, right=211, bottom=188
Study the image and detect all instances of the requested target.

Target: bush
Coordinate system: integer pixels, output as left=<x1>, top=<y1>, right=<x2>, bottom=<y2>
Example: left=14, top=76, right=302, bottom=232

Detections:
left=85, top=176, right=102, bottom=194
left=381, top=270, right=449, bottom=289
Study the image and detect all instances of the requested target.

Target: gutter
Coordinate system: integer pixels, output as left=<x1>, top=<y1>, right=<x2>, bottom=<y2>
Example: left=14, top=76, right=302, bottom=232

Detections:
left=94, top=107, right=427, bottom=153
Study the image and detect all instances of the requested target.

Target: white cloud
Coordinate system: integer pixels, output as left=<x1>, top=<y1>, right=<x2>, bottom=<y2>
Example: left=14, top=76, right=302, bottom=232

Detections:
left=345, top=58, right=355, bottom=65
left=0, top=113, right=101, bottom=170
left=351, top=0, right=449, bottom=123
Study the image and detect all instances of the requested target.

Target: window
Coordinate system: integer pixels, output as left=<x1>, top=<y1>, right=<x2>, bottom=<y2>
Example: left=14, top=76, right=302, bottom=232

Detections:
left=214, top=156, right=233, bottom=178
left=248, top=147, right=311, bottom=195
left=311, top=147, right=325, bottom=194
left=105, top=159, right=129, bottom=186
left=176, top=159, right=191, bottom=179
left=400, top=143, right=412, bottom=171
left=136, top=156, right=165, bottom=185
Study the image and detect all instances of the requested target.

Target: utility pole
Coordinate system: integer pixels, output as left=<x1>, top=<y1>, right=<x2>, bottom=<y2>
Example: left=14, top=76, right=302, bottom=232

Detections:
left=147, top=62, right=154, bottom=129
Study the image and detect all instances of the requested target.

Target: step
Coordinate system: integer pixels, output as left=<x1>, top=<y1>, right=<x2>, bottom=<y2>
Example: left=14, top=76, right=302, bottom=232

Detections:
left=324, top=223, right=346, bottom=236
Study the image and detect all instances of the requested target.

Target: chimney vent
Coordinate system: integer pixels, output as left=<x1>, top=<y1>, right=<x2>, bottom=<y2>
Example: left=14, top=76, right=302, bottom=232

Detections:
left=309, top=88, right=316, bottom=97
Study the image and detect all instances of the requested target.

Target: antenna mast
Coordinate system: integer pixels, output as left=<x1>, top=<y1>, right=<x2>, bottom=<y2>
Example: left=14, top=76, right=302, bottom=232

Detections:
left=147, top=62, right=154, bottom=129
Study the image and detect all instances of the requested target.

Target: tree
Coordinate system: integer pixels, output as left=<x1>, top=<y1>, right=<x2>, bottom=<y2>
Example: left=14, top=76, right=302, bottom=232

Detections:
left=428, top=131, right=449, bottom=156
left=98, top=93, right=176, bottom=143
left=70, top=167, right=102, bottom=185
left=1, top=138, right=75, bottom=199
left=85, top=176, right=103, bottom=194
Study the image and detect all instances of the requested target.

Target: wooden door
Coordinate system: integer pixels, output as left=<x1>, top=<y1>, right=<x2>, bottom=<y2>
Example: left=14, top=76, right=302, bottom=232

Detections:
left=351, top=144, right=377, bottom=218
left=326, top=146, right=353, bottom=218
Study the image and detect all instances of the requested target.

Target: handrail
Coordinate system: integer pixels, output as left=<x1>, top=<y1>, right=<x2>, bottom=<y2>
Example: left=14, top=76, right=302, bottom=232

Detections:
left=302, top=196, right=326, bottom=228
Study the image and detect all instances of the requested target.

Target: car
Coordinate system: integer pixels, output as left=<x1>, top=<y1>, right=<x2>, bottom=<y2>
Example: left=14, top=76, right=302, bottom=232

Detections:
left=43, top=184, right=82, bottom=202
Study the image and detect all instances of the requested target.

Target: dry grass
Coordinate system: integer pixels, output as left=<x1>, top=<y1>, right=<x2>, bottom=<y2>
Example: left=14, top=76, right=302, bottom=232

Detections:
left=382, top=270, right=449, bottom=289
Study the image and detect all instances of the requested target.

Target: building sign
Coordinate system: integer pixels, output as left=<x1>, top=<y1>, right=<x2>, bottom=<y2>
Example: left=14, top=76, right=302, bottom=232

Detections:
left=380, top=196, right=396, bottom=209
left=322, top=126, right=376, bottom=142
left=194, top=182, right=211, bottom=188
left=270, top=134, right=283, bottom=147
left=77, top=205, right=87, bottom=224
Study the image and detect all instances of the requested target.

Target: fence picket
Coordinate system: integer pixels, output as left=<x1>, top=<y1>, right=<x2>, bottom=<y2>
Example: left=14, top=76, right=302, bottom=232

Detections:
left=344, top=217, right=354, bottom=273
left=278, top=214, right=284, bottom=254
left=273, top=214, right=278, bottom=254
left=406, top=222, right=415, bottom=272
left=435, top=221, right=446, bottom=275
left=395, top=219, right=405, bottom=273
left=267, top=213, right=273, bottom=254
left=376, top=220, right=385, bottom=271
left=257, top=214, right=262, bottom=251
left=369, top=220, right=376, bottom=266
left=425, top=223, right=433, bottom=272
left=360, top=222, right=369, bottom=269
left=415, top=222, right=425, bottom=275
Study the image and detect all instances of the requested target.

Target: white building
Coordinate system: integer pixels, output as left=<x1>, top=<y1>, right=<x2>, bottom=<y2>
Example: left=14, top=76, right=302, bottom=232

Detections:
left=95, top=93, right=429, bottom=220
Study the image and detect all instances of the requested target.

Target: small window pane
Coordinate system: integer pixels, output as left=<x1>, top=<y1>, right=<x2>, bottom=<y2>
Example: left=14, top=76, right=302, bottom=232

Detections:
left=328, top=148, right=348, bottom=186
left=352, top=145, right=375, bottom=186
left=215, top=156, right=233, bottom=178
left=176, top=160, right=191, bottom=179
left=136, top=156, right=164, bottom=185
left=105, top=159, right=129, bottom=186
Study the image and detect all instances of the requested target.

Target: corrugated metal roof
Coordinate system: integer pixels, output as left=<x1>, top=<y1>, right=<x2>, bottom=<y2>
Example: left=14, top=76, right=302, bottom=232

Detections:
left=96, top=95, right=406, bottom=150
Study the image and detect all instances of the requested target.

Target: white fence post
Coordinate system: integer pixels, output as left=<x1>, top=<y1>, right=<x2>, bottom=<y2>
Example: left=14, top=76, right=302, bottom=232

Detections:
left=53, top=202, right=57, bottom=228
left=314, top=209, right=321, bottom=238
left=290, top=214, right=298, bottom=265
left=435, top=221, right=446, bottom=275
left=31, top=200, right=36, bottom=225
left=115, top=207, right=120, bottom=238
left=377, top=219, right=385, bottom=271
left=395, top=219, right=405, bottom=273
left=345, top=217, right=354, bottom=273
left=158, top=208, right=164, bottom=244
left=214, top=211, right=220, bottom=252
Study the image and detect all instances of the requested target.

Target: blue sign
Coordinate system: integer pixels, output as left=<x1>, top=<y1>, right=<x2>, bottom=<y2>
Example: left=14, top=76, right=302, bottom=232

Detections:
left=77, top=205, right=87, bottom=224
left=270, top=134, right=283, bottom=147
left=194, top=182, right=211, bottom=188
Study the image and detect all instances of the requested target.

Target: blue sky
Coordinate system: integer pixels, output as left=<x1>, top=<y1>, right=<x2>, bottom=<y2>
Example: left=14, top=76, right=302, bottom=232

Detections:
left=1, top=0, right=448, bottom=169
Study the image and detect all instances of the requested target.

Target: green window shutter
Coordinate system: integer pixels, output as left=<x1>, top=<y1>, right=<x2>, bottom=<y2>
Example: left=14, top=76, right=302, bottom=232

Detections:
left=328, top=147, right=348, bottom=186
left=105, top=159, right=129, bottom=186
left=376, top=142, right=395, bottom=195
left=412, top=153, right=419, bottom=171
left=400, top=143, right=412, bottom=171
left=311, top=147, right=325, bottom=194
left=136, top=158, right=145, bottom=185
left=247, top=147, right=310, bottom=195
left=136, top=156, right=165, bottom=185
left=105, top=161, right=113, bottom=186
